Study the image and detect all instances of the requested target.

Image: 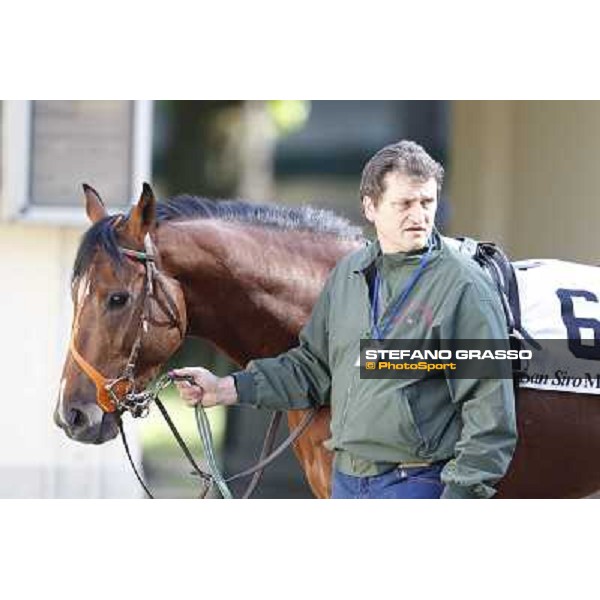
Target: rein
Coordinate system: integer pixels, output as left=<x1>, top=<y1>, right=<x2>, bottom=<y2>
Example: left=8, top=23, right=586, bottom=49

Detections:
left=119, top=373, right=317, bottom=499
left=69, top=227, right=316, bottom=499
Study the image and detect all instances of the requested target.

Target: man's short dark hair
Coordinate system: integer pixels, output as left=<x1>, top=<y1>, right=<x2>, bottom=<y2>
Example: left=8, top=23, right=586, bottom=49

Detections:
left=360, top=140, right=444, bottom=206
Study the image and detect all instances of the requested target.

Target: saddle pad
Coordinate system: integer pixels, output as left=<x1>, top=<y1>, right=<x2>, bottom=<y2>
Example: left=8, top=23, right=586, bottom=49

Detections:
left=514, top=259, right=600, bottom=394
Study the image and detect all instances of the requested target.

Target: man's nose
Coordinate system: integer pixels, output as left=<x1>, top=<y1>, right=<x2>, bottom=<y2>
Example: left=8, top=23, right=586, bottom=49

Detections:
left=407, top=203, right=425, bottom=222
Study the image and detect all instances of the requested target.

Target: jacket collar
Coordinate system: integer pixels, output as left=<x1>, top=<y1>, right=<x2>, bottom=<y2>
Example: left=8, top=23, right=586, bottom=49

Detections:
left=352, top=227, right=444, bottom=273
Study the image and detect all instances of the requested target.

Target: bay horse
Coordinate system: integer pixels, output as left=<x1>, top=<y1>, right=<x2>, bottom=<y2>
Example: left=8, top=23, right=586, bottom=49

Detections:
left=54, top=184, right=600, bottom=498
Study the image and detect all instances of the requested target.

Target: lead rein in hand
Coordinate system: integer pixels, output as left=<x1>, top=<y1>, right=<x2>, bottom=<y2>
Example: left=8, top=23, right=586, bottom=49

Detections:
left=120, top=373, right=316, bottom=499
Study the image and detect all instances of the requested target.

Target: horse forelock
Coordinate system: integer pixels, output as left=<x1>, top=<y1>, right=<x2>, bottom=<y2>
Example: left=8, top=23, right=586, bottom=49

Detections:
left=72, top=214, right=126, bottom=285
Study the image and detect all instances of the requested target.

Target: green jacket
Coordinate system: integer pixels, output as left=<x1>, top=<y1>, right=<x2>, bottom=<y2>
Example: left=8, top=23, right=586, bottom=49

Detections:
left=234, top=232, right=518, bottom=499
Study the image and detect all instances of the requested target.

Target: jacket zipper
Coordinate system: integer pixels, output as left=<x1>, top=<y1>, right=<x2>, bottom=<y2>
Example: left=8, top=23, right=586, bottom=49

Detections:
left=339, top=371, right=356, bottom=436
left=337, top=274, right=369, bottom=440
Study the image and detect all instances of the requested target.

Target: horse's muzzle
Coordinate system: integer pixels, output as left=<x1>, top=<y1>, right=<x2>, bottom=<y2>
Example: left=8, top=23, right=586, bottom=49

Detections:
left=54, top=401, right=119, bottom=444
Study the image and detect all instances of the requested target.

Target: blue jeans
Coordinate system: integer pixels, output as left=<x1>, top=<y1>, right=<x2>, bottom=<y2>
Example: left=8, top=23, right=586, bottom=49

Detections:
left=331, top=463, right=445, bottom=499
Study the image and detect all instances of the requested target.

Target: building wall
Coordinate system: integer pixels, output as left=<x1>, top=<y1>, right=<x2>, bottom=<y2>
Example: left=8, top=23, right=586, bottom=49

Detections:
left=448, top=101, right=600, bottom=264
left=0, top=221, right=142, bottom=498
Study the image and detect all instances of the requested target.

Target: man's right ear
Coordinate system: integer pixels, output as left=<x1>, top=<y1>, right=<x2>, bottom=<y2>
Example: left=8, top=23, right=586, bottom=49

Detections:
left=362, top=195, right=376, bottom=223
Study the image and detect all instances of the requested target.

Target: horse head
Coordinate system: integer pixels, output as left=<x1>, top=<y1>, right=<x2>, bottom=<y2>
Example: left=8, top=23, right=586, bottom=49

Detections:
left=54, top=183, right=187, bottom=444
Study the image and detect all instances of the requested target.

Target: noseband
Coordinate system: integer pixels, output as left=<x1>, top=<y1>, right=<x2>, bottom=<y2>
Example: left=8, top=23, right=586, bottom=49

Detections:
left=68, top=231, right=185, bottom=417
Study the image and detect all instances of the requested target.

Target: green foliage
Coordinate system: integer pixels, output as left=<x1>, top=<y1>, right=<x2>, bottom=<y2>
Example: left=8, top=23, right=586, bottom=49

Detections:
left=268, top=100, right=311, bottom=136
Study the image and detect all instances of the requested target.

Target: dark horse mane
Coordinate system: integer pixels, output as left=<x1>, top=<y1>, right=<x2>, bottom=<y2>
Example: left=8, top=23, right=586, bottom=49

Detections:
left=72, top=195, right=364, bottom=283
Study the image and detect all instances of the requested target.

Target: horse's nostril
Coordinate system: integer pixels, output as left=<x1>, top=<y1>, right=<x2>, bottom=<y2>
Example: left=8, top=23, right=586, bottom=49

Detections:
left=68, top=408, right=87, bottom=429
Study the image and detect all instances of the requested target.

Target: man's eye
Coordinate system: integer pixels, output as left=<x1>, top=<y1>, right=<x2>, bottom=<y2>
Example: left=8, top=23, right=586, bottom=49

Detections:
left=107, top=292, right=130, bottom=309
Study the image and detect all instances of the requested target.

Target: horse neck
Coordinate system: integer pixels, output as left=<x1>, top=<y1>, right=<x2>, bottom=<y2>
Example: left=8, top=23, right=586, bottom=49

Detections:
left=156, top=219, right=362, bottom=365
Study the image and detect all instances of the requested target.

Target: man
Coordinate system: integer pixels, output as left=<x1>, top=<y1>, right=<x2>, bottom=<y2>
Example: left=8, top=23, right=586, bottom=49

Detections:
left=173, top=140, right=518, bottom=499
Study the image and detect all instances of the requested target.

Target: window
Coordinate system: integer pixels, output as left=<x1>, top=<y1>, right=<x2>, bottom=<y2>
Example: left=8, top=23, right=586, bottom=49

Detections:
left=0, top=101, right=153, bottom=225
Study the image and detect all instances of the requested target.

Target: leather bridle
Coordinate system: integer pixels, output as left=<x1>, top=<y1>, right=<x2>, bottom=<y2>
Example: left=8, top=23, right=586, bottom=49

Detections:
left=69, top=232, right=184, bottom=417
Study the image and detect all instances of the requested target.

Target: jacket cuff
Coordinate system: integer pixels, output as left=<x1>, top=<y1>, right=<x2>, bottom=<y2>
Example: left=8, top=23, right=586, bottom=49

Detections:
left=231, top=371, right=257, bottom=407
left=441, top=483, right=490, bottom=499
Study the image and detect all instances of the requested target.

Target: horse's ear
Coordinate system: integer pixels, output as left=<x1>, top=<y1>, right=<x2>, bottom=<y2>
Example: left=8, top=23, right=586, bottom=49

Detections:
left=83, top=184, right=108, bottom=223
left=128, top=182, right=156, bottom=241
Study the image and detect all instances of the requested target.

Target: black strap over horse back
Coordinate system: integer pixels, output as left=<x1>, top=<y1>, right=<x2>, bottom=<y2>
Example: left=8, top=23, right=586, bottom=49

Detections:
left=456, top=237, right=540, bottom=345
left=456, top=237, right=541, bottom=396
left=473, top=242, right=522, bottom=332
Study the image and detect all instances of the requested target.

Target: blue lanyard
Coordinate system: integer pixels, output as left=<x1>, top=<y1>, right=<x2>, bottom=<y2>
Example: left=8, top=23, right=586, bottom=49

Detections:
left=370, top=243, right=433, bottom=340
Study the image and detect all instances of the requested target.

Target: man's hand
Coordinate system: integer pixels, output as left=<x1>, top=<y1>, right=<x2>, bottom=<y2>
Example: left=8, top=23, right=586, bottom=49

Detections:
left=170, top=367, right=238, bottom=407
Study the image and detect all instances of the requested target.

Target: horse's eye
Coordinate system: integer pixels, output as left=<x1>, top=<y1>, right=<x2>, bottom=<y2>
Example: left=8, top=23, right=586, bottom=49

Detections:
left=107, top=292, right=130, bottom=309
